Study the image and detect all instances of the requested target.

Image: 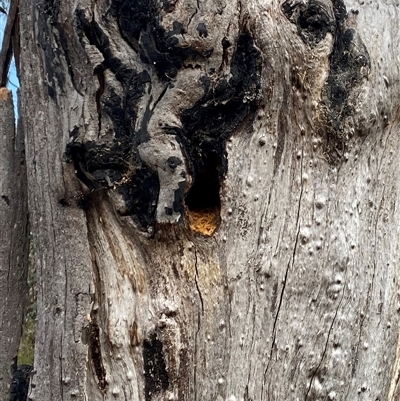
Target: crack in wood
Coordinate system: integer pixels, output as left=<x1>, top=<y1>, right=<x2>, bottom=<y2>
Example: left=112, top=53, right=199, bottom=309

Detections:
left=94, top=65, right=105, bottom=138
left=88, top=322, right=107, bottom=390
left=262, top=146, right=305, bottom=397
left=193, top=248, right=203, bottom=401
left=304, top=288, right=345, bottom=400
left=194, top=249, right=204, bottom=315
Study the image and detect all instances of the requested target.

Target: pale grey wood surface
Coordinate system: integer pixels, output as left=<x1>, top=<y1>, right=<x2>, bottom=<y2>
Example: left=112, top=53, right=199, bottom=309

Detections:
left=0, top=88, right=28, bottom=397
left=18, top=0, right=400, bottom=399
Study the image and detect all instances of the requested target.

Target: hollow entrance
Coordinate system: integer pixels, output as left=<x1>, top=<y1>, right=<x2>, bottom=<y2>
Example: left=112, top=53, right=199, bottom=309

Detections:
left=185, top=156, right=221, bottom=236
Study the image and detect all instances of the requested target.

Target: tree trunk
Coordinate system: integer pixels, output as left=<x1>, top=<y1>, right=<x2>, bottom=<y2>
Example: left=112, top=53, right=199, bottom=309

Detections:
left=18, top=0, right=400, bottom=400
left=0, top=88, right=29, bottom=397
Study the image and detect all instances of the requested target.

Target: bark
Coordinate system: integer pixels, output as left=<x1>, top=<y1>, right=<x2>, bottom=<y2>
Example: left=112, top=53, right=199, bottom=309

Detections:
left=0, top=0, right=19, bottom=87
left=0, top=88, right=29, bottom=397
left=18, top=0, right=400, bottom=400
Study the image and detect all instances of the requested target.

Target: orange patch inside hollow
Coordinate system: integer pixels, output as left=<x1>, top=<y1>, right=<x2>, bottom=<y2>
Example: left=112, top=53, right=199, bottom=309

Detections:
left=187, top=207, right=220, bottom=236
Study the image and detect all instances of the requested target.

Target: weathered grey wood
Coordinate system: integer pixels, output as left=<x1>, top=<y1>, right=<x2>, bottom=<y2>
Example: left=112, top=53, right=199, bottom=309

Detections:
left=0, top=87, right=28, bottom=397
left=18, top=0, right=400, bottom=400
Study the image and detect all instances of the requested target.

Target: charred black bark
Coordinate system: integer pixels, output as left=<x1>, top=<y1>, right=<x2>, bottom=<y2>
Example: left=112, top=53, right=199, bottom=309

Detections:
left=282, top=0, right=370, bottom=162
left=182, top=33, right=261, bottom=215
left=36, top=0, right=84, bottom=97
left=67, top=2, right=261, bottom=232
left=282, top=0, right=336, bottom=48
left=323, top=27, right=370, bottom=158
left=143, top=331, right=169, bottom=401
left=9, top=363, right=32, bottom=401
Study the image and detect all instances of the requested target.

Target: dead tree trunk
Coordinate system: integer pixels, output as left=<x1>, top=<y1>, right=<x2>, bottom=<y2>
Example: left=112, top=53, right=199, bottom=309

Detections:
left=17, top=0, right=400, bottom=400
left=0, top=88, right=28, bottom=397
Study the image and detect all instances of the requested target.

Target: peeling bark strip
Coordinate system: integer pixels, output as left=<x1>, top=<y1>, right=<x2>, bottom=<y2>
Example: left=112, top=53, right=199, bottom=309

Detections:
left=0, top=88, right=28, bottom=398
left=66, top=0, right=261, bottom=230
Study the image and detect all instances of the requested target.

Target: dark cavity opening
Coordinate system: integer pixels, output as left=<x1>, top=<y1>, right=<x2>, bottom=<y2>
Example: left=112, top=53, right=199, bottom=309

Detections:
left=185, top=160, right=220, bottom=211
left=185, top=155, right=221, bottom=236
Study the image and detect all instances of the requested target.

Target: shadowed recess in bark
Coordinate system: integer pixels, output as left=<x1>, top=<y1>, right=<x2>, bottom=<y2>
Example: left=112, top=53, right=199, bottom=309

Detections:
left=143, top=331, right=169, bottom=401
left=69, top=5, right=261, bottom=232
left=88, top=323, right=107, bottom=390
left=282, top=0, right=370, bottom=162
